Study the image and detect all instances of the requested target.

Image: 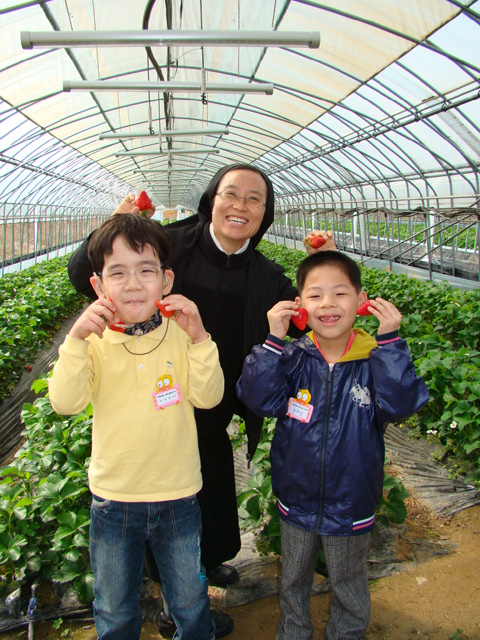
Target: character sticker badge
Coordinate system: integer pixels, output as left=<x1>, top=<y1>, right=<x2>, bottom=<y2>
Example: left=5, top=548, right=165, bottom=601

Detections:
left=287, top=388, right=313, bottom=423
left=152, top=374, right=182, bottom=410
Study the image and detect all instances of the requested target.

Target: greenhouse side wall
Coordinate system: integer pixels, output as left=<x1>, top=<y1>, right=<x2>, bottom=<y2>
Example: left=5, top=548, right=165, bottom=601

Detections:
left=0, top=204, right=110, bottom=274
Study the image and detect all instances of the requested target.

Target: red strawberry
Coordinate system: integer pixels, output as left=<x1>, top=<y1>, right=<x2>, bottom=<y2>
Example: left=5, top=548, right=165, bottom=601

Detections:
left=292, top=308, right=308, bottom=330
left=156, top=300, right=175, bottom=318
left=108, top=322, right=126, bottom=332
left=357, top=300, right=374, bottom=316
left=309, top=235, right=327, bottom=249
left=25, top=364, right=33, bottom=371
left=135, top=191, right=152, bottom=215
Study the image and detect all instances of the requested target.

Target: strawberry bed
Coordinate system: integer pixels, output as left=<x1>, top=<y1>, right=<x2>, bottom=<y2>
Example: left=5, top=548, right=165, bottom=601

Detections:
left=0, top=241, right=479, bottom=601
left=0, top=257, right=86, bottom=403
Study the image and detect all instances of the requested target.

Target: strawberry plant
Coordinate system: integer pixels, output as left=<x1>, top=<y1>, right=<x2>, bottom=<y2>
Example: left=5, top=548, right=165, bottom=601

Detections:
left=2, top=240, right=479, bottom=594
left=258, top=241, right=305, bottom=284
left=0, top=256, right=86, bottom=402
left=0, top=377, right=94, bottom=601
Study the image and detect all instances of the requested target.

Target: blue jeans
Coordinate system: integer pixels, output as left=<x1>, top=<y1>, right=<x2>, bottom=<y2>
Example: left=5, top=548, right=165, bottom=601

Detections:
left=90, top=494, right=214, bottom=640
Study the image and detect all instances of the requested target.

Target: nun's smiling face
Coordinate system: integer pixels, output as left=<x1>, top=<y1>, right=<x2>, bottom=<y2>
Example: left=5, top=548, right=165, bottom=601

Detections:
left=211, top=169, right=268, bottom=255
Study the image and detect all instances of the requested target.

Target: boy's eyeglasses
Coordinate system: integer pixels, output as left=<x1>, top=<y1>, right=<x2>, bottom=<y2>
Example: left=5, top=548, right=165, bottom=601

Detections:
left=216, top=189, right=266, bottom=209
left=96, top=265, right=165, bottom=285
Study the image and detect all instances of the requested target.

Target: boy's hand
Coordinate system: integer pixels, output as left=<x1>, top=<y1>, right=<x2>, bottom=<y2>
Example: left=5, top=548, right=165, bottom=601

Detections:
left=267, top=301, right=300, bottom=339
left=111, top=193, right=156, bottom=219
left=303, top=230, right=336, bottom=254
left=368, top=298, right=402, bottom=335
left=160, top=295, right=208, bottom=344
left=69, top=298, right=119, bottom=340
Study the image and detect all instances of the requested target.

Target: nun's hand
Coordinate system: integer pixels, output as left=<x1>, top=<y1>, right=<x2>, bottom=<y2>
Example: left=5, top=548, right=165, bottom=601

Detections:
left=111, top=193, right=156, bottom=219
left=303, top=230, right=336, bottom=254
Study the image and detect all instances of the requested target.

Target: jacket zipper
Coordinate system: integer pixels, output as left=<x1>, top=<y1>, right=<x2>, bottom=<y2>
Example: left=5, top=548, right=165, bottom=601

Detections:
left=316, top=362, right=335, bottom=532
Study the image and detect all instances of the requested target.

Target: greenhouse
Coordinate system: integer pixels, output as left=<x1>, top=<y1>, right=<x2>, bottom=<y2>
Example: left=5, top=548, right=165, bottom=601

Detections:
left=1, top=1, right=480, bottom=639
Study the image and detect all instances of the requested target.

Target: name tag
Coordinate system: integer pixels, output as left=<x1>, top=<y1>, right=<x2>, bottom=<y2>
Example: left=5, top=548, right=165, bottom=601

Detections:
left=287, top=398, right=313, bottom=423
left=152, top=383, right=182, bottom=410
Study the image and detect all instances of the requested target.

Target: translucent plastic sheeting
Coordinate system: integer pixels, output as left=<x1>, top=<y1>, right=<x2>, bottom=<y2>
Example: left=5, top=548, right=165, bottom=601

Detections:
left=1, top=0, right=479, bottom=213
left=384, top=424, right=480, bottom=517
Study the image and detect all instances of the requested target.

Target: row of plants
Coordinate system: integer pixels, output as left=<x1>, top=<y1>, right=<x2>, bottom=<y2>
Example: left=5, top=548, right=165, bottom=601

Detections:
left=0, top=257, right=92, bottom=598
left=0, top=377, right=93, bottom=600
left=1, top=242, right=479, bottom=600
left=286, top=218, right=476, bottom=250
left=0, top=256, right=86, bottom=402
left=0, top=382, right=410, bottom=601
left=363, top=220, right=475, bottom=250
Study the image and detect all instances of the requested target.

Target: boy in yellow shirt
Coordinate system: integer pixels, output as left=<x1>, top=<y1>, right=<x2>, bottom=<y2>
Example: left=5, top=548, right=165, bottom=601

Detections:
left=49, top=213, right=224, bottom=640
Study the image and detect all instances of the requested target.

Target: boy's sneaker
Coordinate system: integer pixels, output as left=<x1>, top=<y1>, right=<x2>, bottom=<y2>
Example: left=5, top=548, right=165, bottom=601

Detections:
left=155, top=608, right=234, bottom=638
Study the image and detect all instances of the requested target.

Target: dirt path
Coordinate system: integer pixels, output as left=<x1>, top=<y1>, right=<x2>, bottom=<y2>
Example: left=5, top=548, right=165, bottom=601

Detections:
left=2, top=502, right=479, bottom=640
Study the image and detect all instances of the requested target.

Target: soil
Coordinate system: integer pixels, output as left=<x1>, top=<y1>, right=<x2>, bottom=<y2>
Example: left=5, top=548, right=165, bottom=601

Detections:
left=1, top=498, right=479, bottom=640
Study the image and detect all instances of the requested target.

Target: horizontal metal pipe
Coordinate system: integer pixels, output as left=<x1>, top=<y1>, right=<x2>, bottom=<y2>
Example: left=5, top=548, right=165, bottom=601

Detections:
left=115, top=149, right=220, bottom=156
left=132, top=169, right=211, bottom=173
left=64, top=80, right=274, bottom=94
left=99, top=128, right=229, bottom=139
left=21, top=30, right=320, bottom=49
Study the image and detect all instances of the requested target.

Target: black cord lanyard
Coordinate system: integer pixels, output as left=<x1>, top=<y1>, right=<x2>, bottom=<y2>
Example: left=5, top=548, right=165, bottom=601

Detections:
left=122, top=319, right=169, bottom=355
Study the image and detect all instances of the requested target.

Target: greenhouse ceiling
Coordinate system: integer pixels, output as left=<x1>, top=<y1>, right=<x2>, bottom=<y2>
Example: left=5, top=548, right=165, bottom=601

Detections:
left=1, top=0, right=480, bottom=213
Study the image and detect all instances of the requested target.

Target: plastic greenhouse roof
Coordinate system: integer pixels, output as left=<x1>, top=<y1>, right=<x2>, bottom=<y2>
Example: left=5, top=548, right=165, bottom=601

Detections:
left=1, top=0, right=479, bottom=213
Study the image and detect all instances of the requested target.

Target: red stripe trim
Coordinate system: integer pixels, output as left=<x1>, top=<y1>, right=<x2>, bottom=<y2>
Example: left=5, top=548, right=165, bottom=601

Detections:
left=352, top=518, right=375, bottom=531
left=265, top=339, right=283, bottom=350
left=377, top=337, right=400, bottom=345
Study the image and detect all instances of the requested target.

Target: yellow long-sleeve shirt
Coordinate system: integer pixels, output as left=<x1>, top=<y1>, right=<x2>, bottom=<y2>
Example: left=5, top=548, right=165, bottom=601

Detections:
left=48, top=320, right=224, bottom=502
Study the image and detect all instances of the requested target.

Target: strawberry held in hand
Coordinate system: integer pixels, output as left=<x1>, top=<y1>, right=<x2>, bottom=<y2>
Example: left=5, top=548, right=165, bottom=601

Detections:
left=292, top=308, right=308, bottom=330
left=156, top=300, right=175, bottom=318
left=108, top=322, right=127, bottom=332
left=135, top=191, right=152, bottom=216
left=309, top=235, right=327, bottom=249
left=357, top=300, right=374, bottom=316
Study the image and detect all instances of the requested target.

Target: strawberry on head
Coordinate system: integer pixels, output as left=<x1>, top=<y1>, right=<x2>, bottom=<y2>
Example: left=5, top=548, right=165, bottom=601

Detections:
left=135, top=191, right=152, bottom=216
left=309, top=235, right=327, bottom=249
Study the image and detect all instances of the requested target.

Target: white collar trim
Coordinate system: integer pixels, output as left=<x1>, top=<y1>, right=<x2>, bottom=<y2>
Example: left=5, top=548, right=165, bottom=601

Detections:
left=209, top=223, right=250, bottom=255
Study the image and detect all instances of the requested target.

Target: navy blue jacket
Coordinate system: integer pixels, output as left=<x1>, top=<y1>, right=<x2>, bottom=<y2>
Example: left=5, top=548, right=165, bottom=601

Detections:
left=236, top=329, right=429, bottom=536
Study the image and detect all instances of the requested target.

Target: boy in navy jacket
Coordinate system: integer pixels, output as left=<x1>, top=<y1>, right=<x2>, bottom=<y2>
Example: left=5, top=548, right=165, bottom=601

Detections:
left=236, top=251, right=429, bottom=640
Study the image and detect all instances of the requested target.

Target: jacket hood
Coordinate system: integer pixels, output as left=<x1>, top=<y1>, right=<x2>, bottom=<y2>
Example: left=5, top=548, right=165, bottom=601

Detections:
left=197, top=163, right=275, bottom=249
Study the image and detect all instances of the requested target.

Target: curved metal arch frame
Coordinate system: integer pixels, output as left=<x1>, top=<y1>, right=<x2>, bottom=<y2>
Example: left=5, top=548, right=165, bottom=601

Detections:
left=1, top=0, right=479, bottom=213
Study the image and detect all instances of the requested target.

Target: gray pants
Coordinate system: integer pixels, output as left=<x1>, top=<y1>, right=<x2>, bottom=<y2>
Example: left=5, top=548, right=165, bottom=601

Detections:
left=276, top=519, right=371, bottom=640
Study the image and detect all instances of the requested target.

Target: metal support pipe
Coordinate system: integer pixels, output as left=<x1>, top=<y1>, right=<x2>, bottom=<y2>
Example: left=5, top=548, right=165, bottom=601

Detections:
left=64, top=80, right=274, bottom=94
left=21, top=30, right=320, bottom=49
left=100, top=128, right=229, bottom=139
